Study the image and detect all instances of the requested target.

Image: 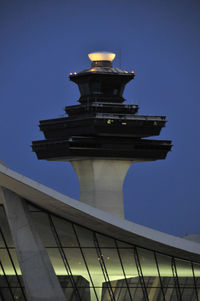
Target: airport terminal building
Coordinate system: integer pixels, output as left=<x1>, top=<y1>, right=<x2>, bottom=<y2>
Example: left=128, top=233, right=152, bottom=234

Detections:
left=0, top=53, right=199, bottom=301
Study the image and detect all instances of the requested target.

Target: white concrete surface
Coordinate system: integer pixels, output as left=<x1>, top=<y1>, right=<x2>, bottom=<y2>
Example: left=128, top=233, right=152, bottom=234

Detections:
left=184, top=234, right=200, bottom=244
left=0, top=162, right=200, bottom=262
left=71, top=159, right=132, bottom=218
left=1, top=188, right=66, bottom=301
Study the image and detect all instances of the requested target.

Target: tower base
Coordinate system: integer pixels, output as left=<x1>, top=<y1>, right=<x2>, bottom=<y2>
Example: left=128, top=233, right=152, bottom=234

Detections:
left=71, top=159, right=132, bottom=218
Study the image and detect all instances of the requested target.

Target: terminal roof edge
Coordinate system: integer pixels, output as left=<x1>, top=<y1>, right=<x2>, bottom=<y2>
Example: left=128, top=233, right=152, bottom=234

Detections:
left=0, top=162, right=199, bottom=262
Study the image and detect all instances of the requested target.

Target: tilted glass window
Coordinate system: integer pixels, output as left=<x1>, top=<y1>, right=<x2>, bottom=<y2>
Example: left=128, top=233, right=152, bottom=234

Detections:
left=1, top=203, right=200, bottom=301
left=0, top=206, right=27, bottom=301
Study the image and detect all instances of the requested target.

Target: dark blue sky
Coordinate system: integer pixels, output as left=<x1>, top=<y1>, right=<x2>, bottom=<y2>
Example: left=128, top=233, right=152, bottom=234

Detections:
left=1, top=0, right=200, bottom=236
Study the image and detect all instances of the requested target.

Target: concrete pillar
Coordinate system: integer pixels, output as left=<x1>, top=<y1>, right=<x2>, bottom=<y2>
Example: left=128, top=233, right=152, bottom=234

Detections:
left=71, top=159, right=132, bottom=218
left=1, top=188, right=66, bottom=301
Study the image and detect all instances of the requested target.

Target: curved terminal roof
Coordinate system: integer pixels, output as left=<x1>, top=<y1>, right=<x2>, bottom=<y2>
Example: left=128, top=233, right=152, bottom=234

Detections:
left=0, top=162, right=199, bottom=262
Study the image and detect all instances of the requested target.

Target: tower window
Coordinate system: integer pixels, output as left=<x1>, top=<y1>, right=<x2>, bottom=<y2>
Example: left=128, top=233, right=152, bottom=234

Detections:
left=113, top=88, right=119, bottom=95
left=90, top=82, right=101, bottom=95
left=79, top=83, right=90, bottom=95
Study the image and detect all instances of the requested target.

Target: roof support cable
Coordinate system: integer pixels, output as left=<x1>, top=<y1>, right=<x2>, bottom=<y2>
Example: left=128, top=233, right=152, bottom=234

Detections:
left=72, top=223, right=100, bottom=301
left=47, top=215, right=82, bottom=301
left=153, top=251, right=166, bottom=301
left=93, top=232, right=116, bottom=301
left=92, top=235, right=111, bottom=299
left=133, top=247, right=149, bottom=301
left=171, top=257, right=182, bottom=301
left=0, top=228, right=27, bottom=301
left=114, top=240, right=133, bottom=301
left=191, top=262, right=199, bottom=301
left=93, top=232, right=114, bottom=301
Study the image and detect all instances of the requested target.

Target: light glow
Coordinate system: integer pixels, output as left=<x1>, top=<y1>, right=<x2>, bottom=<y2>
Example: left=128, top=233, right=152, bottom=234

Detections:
left=88, top=52, right=116, bottom=62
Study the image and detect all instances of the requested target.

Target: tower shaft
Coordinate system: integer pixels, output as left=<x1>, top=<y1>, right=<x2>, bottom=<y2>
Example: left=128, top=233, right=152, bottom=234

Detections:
left=71, top=159, right=132, bottom=218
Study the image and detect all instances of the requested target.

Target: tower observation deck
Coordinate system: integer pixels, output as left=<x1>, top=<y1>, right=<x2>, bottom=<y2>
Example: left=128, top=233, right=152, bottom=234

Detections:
left=32, top=52, right=172, bottom=217
left=32, top=52, right=171, bottom=161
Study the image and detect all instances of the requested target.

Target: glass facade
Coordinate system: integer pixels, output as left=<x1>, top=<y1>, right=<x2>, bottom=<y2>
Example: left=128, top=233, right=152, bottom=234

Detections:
left=0, top=204, right=200, bottom=301
left=0, top=206, right=27, bottom=301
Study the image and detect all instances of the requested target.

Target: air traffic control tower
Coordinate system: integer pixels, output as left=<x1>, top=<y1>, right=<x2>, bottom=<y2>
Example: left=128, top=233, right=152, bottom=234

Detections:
left=32, top=52, right=172, bottom=218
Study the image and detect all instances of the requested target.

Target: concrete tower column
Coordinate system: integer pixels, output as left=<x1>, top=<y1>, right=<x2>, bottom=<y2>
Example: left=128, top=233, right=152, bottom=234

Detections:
left=1, top=188, right=66, bottom=301
left=71, top=159, right=132, bottom=218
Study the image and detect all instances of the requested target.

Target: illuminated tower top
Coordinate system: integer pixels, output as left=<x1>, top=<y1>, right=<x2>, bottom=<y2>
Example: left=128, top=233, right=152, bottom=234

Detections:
left=69, top=51, right=134, bottom=104
left=88, top=51, right=116, bottom=65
